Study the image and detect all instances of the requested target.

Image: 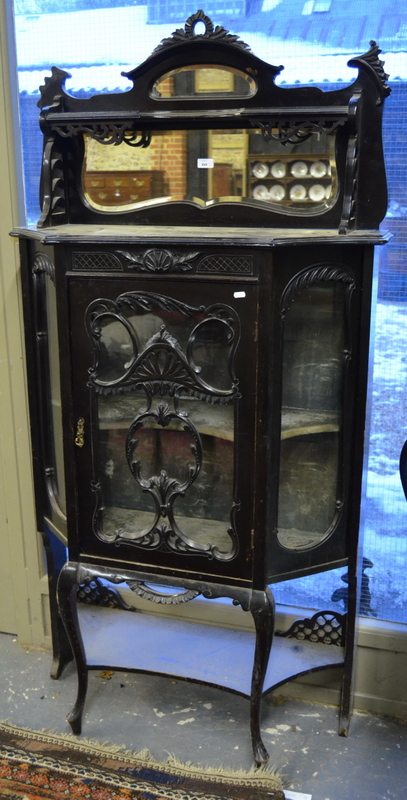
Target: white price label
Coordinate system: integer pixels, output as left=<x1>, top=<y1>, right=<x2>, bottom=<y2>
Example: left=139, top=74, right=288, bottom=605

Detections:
left=284, top=792, right=312, bottom=800
left=197, top=158, right=214, bottom=169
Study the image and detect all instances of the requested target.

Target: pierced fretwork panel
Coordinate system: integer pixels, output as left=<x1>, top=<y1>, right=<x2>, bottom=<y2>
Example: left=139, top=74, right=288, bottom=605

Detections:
left=73, top=252, right=122, bottom=271
left=276, top=610, right=345, bottom=646
left=197, top=254, right=253, bottom=274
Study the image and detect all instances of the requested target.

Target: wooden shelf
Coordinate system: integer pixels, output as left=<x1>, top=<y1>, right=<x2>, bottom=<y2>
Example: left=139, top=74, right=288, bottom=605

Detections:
left=99, top=399, right=338, bottom=442
left=102, top=506, right=233, bottom=551
left=78, top=604, right=345, bottom=698
left=281, top=408, right=339, bottom=439
left=98, top=396, right=235, bottom=440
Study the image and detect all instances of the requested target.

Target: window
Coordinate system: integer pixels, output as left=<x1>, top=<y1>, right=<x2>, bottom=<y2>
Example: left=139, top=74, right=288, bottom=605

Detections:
left=313, top=0, right=332, bottom=11
left=302, top=0, right=331, bottom=14
left=13, top=0, right=407, bottom=625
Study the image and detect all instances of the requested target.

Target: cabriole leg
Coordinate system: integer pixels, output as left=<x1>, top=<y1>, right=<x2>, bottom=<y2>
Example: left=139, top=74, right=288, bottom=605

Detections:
left=41, top=529, right=73, bottom=680
left=249, top=587, right=275, bottom=764
left=57, top=561, right=88, bottom=735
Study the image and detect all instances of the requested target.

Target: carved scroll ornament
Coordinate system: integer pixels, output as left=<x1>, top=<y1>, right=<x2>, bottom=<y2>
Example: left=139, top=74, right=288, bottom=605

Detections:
left=150, top=9, right=251, bottom=55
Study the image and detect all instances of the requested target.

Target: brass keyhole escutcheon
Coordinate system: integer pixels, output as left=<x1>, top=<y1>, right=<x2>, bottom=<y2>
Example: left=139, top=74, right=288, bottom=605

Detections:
left=75, top=417, right=85, bottom=448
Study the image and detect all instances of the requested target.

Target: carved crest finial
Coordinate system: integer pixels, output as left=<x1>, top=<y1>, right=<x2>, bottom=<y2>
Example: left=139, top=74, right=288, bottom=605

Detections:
left=348, top=41, right=391, bottom=103
left=152, top=9, right=251, bottom=54
left=37, top=66, right=71, bottom=109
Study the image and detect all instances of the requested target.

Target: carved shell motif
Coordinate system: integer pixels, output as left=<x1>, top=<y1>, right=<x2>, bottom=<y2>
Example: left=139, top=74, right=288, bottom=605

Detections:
left=117, top=248, right=200, bottom=273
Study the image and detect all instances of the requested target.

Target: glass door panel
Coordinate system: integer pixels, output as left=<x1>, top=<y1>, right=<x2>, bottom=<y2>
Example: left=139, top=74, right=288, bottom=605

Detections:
left=97, top=394, right=235, bottom=554
left=86, top=292, right=241, bottom=561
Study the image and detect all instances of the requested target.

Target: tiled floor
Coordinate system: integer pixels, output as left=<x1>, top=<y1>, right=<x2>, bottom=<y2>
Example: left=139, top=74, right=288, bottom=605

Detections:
left=1, top=619, right=406, bottom=800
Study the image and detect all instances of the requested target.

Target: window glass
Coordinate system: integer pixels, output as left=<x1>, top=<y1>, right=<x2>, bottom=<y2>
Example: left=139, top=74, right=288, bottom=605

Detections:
left=13, top=0, right=407, bottom=624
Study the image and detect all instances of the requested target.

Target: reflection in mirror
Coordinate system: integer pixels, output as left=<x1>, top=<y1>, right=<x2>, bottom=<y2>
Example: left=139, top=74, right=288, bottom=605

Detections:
left=277, top=282, right=345, bottom=550
left=152, top=65, right=257, bottom=98
left=82, top=128, right=338, bottom=214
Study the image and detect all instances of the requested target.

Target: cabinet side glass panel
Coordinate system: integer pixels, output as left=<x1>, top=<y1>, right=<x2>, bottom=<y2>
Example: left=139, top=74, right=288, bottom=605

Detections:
left=44, top=273, right=67, bottom=525
left=278, top=281, right=345, bottom=550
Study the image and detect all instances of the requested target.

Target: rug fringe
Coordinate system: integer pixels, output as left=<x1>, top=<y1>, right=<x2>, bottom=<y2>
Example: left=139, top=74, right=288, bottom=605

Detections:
left=164, top=753, right=283, bottom=782
left=0, top=720, right=283, bottom=788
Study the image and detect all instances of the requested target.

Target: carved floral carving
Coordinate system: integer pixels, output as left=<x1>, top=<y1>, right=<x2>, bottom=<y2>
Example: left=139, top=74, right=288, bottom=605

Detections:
left=51, top=124, right=151, bottom=148
left=85, top=292, right=240, bottom=400
left=280, top=264, right=355, bottom=318
left=251, top=118, right=345, bottom=145
left=348, top=40, right=391, bottom=104
left=150, top=10, right=251, bottom=55
left=126, top=581, right=200, bottom=604
left=37, top=66, right=71, bottom=110
left=32, top=253, right=56, bottom=282
left=118, top=249, right=200, bottom=273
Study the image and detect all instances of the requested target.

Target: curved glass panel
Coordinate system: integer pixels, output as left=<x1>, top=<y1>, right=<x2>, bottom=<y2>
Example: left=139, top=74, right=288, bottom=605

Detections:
left=277, top=281, right=346, bottom=550
left=45, top=274, right=67, bottom=521
left=151, top=65, right=257, bottom=98
left=82, top=128, right=338, bottom=214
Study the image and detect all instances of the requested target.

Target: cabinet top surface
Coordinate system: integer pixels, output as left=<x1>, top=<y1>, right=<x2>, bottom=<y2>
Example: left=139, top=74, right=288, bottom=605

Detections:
left=12, top=225, right=390, bottom=247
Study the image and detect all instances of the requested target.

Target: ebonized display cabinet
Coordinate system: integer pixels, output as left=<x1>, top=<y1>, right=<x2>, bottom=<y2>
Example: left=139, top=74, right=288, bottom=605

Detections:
left=15, top=12, right=390, bottom=763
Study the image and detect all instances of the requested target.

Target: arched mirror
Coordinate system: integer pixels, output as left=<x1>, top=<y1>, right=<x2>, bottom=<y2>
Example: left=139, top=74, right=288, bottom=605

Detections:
left=151, top=65, right=257, bottom=98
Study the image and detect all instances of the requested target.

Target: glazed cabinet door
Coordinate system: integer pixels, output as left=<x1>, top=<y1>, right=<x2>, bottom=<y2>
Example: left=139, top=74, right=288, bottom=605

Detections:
left=67, top=274, right=259, bottom=584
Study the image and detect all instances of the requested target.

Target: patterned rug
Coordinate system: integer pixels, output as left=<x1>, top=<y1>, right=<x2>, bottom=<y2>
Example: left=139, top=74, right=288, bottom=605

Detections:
left=0, top=722, right=284, bottom=800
